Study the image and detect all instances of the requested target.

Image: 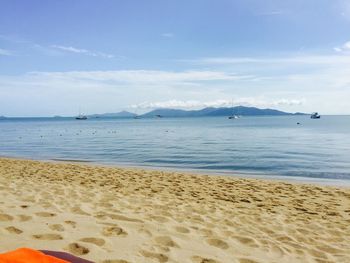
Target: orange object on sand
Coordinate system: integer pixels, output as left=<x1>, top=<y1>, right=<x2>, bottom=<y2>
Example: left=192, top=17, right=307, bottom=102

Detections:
left=0, top=248, right=69, bottom=263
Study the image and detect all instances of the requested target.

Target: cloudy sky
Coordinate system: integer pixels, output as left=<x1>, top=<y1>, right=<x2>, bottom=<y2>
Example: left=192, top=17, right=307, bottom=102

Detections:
left=1, top=0, right=350, bottom=116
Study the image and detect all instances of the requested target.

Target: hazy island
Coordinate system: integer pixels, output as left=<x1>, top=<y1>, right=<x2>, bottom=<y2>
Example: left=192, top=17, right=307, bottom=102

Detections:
left=87, top=106, right=306, bottom=119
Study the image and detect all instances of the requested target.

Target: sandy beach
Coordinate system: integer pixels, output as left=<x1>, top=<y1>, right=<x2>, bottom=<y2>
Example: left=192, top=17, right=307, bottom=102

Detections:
left=0, top=158, right=349, bottom=263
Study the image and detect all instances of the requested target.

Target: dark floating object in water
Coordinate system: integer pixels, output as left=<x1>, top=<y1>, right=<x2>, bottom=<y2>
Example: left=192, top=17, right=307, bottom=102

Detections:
left=310, top=112, right=321, bottom=119
left=297, top=122, right=301, bottom=125
left=75, top=116, right=87, bottom=120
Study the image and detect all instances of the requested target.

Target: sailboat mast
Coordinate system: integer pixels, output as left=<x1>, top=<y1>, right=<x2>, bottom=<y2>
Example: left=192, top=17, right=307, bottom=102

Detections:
left=231, top=99, right=234, bottom=116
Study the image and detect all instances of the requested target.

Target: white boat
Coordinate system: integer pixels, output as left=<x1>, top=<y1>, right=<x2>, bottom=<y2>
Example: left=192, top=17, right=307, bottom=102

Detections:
left=228, top=115, right=239, bottom=119
left=228, top=100, right=239, bottom=119
left=310, top=112, right=321, bottom=119
left=76, top=108, right=87, bottom=120
left=75, top=114, right=87, bottom=120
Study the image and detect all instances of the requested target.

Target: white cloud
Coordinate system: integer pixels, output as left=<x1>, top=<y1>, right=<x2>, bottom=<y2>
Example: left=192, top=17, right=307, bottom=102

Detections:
left=187, top=54, right=350, bottom=65
left=162, top=33, right=174, bottom=38
left=51, top=45, right=114, bottom=58
left=131, top=98, right=304, bottom=110
left=0, top=35, right=115, bottom=58
left=271, top=99, right=304, bottom=107
left=334, top=41, right=350, bottom=53
left=0, top=48, right=12, bottom=56
left=51, top=45, right=88, bottom=54
left=255, top=10, right=285, bottom=16
left=30, top=70, right=249, bottom=83
left=0, top=70, right=251, bottom=116
left=131, top=100, right=228, bottom=109
left=1, top=55, right=350, bottom=116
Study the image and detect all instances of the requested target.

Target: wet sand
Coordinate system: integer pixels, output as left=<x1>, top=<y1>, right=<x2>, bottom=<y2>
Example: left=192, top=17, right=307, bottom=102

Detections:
left=0, top=157, right=349, bottom=263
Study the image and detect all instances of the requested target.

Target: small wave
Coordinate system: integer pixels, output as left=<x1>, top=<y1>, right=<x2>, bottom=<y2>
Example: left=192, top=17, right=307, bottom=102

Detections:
left=51, top=158, right=92, bottom=163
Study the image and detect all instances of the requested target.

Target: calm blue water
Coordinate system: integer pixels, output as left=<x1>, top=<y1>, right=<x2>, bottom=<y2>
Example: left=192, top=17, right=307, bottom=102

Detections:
left=1, top=116, right=350, bottom=183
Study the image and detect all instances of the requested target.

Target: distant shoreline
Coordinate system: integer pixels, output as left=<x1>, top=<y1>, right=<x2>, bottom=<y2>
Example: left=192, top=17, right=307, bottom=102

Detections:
left=1, top=114, right=350, bottom=119
left=0, top=105, right=308, bottom=119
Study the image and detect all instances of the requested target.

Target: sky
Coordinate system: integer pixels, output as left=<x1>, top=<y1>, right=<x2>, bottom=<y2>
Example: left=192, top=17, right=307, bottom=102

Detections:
left=1, top=0, right=350, bottom=116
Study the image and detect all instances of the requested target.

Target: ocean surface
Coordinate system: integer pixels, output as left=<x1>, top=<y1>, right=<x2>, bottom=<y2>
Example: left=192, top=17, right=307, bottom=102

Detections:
left=1, top=116, right=350, bottom=184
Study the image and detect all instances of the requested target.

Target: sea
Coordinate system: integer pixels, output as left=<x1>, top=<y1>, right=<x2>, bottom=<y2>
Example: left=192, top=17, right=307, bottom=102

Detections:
left=1, top=115, right=350, bottom=185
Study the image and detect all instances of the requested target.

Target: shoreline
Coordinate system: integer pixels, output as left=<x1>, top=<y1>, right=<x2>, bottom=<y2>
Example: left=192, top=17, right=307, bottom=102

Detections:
left=2, top=154, right=350, bottom=188
left=0, top=157, right=350, bottom=262
left=47, top=159, right=350, bottom=188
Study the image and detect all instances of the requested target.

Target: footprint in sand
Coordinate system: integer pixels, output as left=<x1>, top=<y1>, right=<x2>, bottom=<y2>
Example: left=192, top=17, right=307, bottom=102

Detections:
left=0, top=213, right=14, bottom=221
left=66, top=243, right=90, bottom=256
left=270, top=245, right=284, bottom=257
left=6, top=226, right=23, bottom=234
left=102, top=226, right=127, bottom=237
left=222, top=230, right=234, bottom=238
left=317, top=244, right=344, bottom=254
left=18, top=214, right=32, bottom=222
left=108, top=214, right=143, bottom=223
left=150, top=215, right=169, bottom=223
left=32, top=234, right=63, bottom=240
left=238, top=259, right=260, bottom=263
left=191, top=255, right=220, bottom=263
left=35, top=212, right=56, bottom=217
left=64, top=220, right=77, bottom=228
left=137, top=228, right=152, bottom=237
left=206, top=238, right=229, bottom=249
left=174, top=226, right=190, bottom=234
left=79, top=237, right=105, bottom=246
left=199, top=228, right=214, bottom=236
left=97, top=202, right=114, bottom=208
left=71, top=206, right=90, bottom=216
left=49, top=224, right=65, bottom=232
left=308, top=248, right=328, bottom=260
left=140, top=250, right=168, bottom=263
left=154, top=236, right=179, bottom=248
left=233, top=236, right=257, bottom=247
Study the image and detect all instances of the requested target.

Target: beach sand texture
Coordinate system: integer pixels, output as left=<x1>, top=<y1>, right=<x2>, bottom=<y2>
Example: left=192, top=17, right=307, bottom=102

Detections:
left=0, top=158, right=349, bottom=263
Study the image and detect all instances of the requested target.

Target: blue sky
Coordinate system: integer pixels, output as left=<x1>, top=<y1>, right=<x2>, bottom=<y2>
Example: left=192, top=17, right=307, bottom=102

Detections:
left=1, top=0, right=350, bottom=116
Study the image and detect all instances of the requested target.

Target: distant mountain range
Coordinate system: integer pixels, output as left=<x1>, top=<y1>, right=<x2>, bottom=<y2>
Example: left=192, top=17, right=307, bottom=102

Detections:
left=88, top=106, right=306, bottom=118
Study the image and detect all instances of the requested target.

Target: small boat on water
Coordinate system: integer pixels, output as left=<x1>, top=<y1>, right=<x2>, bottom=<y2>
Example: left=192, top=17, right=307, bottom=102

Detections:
left=228, top=100, right=240, bottom=119
left=76, top=108, right=87, bottom=120
left=228, top=115, right=239, bottom=119
left=310, top=112, right=321, bottom=119
left=75, top=115, right=87, bottom=120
